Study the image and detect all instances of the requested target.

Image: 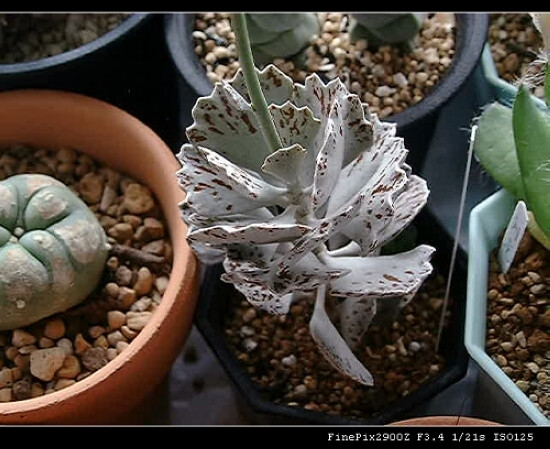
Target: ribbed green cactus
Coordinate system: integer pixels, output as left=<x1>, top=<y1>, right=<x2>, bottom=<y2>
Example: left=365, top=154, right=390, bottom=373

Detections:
left=0, top=174, right=108, bottom=330
left=350, top=13, right=426, bottom=50
left=246, top=13, right=319, bottom=66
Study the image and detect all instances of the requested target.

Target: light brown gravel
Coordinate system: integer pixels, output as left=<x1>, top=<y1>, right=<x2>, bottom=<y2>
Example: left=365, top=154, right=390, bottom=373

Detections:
left=223, top=273, right=449, bottom=420
left=488, top=13, right=546, bottom=99
left=487, top=231, right=550, bottom=419
left=193, top=13, right=455, bottom=119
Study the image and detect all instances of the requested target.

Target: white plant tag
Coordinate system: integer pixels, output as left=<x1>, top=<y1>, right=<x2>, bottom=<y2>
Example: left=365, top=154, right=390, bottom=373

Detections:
left=498, top=200, right=528, bottom=274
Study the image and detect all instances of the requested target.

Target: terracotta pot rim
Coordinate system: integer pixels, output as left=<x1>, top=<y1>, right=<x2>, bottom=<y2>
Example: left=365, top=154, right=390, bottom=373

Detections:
left=390, top=416, right=501, bottom=426
left=0, top=89, right=197, bottom=420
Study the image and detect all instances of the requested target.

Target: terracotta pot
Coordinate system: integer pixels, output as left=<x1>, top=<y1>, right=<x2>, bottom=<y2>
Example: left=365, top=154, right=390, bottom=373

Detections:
left=0, top=89, right=199, bottom=424
left=390, top=416, right=501, bottom=426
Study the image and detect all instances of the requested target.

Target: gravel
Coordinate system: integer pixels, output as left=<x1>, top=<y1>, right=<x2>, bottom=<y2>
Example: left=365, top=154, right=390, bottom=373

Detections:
left=0, top=14, right=129, bottom=63
left=223, top=273, right=449, bottom=420
left=193, top=13, right=456, bottom=119
left=488, top=13, right=546, bottom=99
left=0, top=144, right=173, bottom=403
left=487, top=231, right=550, bottom=419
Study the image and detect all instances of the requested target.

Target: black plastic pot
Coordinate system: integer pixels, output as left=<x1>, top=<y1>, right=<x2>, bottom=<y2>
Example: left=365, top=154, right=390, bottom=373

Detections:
left=164, top=13, right=488, bottom=170
left=0, top=13, right=181, bottom=151
left=195, top=208, right=470, bottom=425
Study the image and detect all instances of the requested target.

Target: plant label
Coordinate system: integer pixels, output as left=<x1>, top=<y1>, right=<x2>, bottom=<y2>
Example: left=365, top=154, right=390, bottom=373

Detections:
left=498, top=200, right=528, bottom=274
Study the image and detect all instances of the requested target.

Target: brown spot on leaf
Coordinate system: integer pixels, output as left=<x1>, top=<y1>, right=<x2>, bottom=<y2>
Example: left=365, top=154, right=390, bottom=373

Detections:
left=208, top=127, right=224, bottom=134
left=240, top=113, right=257, bottom=134
left=212, top=179, right=233, bottom=190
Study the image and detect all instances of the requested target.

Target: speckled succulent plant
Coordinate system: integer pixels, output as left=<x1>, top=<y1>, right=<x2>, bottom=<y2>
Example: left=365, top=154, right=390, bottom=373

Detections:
left=0, top=174, right=108, bottom=330
left=177, top=14, right=434, bottom=384
left=177, top=66, right=435, bottom=384
left=350, top=13, right=426, bottom=50
left=245, top=13, right=320, bottom=66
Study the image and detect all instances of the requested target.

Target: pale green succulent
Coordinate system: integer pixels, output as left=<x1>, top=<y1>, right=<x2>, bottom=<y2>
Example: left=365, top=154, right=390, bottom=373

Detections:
left=246, top=13, right=319, bottom=66
left=177, top=64, right=434, bottom=385
left=0, top=174, right=108, bottom=330
left=473, top=14, right=550, bottom=250
left=350, top=13, right=426, bottom=50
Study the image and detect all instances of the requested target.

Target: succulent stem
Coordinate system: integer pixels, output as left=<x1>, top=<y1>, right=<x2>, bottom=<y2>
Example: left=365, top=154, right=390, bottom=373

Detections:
left=232, top=13, right=283, bottom=153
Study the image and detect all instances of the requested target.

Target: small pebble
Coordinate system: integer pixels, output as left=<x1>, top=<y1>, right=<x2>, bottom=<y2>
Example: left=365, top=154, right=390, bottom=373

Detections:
left=30, top=348, right=66, bottom=382
left=54, top=379, right=76, bottom=391
left=126, top=311, right=152, bottom=331
left=116, top=341, right=129, bottom=354
left=12, top=329, right=36, bottom=347
left=107, top=331, right=126, bottom=347
left=115, top=266, right=133, bottom=286
left=282, top=355, right=297, bottom=367
left=79, top=172, right=104, bottom=204
left=44, top=318, right=66, bottom=340
left=107, top=310, right=126, bottom=330
left=123, top=183, right=155, bottom=214
left=0, top=388, right=12, bottom=402
left=81, top=347, right=108, bottom=372
left=57, top=355, right=81, bottom=379
left=133, top=267, right=153, bottom=296
left=74, top=334, right=92, bottom=355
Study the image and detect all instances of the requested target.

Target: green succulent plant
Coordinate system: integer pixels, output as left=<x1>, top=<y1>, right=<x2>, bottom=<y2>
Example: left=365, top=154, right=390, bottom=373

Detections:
left=350, top=13, right=426, bottom=50
left=0, top=174, right=108, bottom=330
left=474, top=13, right=550, bottom=249
left=245, top=13, right=319, bottom=66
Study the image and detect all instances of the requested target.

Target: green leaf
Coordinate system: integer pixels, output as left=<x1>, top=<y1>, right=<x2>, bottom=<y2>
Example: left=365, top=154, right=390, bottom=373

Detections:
left=247, top=13, right=305, bottom=33
left=350, top=13, right=424, bottom=46
left=526, top=211, right=550, bottom=250
left=545, top=62, right=550, bottom=108
left=246, top=16, right=279, bottom=45
left=254, top=14, right=319, bottom=59
left=473, top=102, right=525, bottom=199
left=513, top=84, right=550, bottom=236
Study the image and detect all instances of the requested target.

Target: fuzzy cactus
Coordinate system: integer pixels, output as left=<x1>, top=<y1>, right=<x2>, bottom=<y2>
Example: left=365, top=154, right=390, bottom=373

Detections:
left=350, top=13, right=426, bottom=49
left=0, top=174, right=108, bottom=330
left=177, top=62, right=435, bottom=384
left=245, top=13, right=319, bottom=66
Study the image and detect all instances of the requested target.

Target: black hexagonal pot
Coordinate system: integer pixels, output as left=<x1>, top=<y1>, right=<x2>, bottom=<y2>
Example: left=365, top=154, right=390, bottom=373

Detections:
left=165, top=13, right=488, bottom=170
left=194, top=207, right=470, bottom=425
left=0, top=13, right=180, bottom=150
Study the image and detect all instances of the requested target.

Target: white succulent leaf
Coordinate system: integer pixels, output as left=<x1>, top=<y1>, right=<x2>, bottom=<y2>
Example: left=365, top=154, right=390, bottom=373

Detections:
left=177, top=144, right=287, bottom=216
left=338, top=296, right=377, bottom=350
left=371, top=174, right=430, bottom=246
left=231, top=280, right=293, bottom=315
left=326, top=240, right=361, bottom=257
left=229, top=65, right=294, bottom=105
left=223, top=251, right=347, bottom=296
left=185, top=82, right=271, bottom=173
left=188, top=204, right=311, bottom=246
left=268, top=104, right=321, bottom=155
left=310, top=286, right=374, bottom=385
left=187, top=241, right=227, bottom=265
left=311, top=121, right=343, bottom=212
left=261, top=144, right=307, bottom=185
left=325, top=245, right=435, bottom=299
